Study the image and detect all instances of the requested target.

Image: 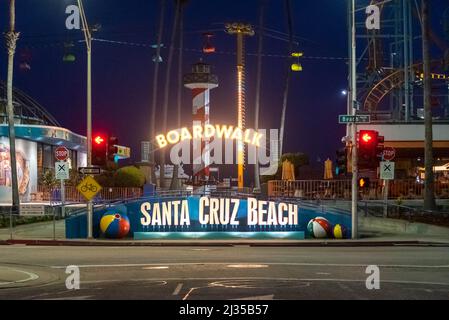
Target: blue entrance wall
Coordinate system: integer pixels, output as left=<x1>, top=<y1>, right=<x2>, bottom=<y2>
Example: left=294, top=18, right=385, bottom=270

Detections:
left=66, top=197, right=351, bottom=239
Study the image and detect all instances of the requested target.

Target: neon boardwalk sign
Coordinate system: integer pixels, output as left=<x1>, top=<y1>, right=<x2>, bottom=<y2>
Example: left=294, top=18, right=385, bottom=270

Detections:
left=155, top=125, right=264, bottom=149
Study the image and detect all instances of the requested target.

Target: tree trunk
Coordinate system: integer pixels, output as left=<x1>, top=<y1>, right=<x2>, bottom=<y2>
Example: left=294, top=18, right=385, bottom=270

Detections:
left=254, top=0, right=267, bottom=191
left=150, top=0, right=166, bottom=186
left=160, top=0, right=181, bottom=189
left=422, top=0, right=436, bottom=210
left=170, top=1, right=185, bottom=191
left=6, top=0, right=20, bottom=214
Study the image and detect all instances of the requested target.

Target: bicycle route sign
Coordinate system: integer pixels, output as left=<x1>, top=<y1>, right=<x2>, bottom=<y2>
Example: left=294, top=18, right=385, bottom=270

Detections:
left=77, top=175, right=102, bottom=201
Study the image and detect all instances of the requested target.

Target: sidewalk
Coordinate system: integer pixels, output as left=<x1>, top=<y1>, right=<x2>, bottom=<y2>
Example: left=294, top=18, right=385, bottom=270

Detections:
left=2, top=235, right=449, bottom=247
left=1, top=215, right=448, bottom=247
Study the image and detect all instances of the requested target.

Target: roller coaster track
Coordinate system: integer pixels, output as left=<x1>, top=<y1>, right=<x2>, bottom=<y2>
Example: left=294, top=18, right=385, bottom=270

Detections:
left=363, top=0, right=449, bottom=113
left=364, top=60, right=444, bottom=112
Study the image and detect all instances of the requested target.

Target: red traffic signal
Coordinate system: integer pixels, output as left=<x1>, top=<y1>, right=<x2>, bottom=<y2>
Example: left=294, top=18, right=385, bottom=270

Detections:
left=94, top=135, right=105, bottom=145
left=358, top=130, right=380, bottom=169
left=92, top=134, right=107, bottom=166
left=359, top=130, right=378, bottom=146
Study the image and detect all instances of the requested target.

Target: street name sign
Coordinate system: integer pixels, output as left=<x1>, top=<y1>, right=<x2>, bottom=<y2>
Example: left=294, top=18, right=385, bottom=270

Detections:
left=55, top=161, right=70, bottom=180
left=20, top=204, right=46, bottom=216
left=338, top=115, right=371, bottom=124
left=78, top=167, right=101, bottom=175
left=77, top=176, right=102, bottom=201
left=380, top=161, right=395, bottom=180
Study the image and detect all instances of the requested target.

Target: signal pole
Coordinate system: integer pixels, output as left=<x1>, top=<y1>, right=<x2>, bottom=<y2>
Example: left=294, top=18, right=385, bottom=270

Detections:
left=77, top=0, right=93, bottom=238
left=350, top=0, right=359, bottom=239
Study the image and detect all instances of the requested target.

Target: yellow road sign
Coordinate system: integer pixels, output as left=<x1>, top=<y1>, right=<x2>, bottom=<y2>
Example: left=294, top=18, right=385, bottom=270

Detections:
left=77, top=175, right=102, bottom=201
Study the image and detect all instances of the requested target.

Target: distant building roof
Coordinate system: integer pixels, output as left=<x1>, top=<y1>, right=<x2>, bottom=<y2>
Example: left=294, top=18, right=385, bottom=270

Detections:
left=0, top=80, right=60, bottom=127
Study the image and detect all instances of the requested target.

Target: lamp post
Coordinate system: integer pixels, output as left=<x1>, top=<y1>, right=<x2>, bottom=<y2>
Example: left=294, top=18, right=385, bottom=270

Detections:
left=349, top=0, right=358, bottom=239
left=77, top=0, right=93, bottom=238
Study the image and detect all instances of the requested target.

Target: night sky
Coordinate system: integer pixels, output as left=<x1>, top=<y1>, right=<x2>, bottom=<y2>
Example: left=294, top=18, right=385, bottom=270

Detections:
left=0, top=0, right=448, bottom=168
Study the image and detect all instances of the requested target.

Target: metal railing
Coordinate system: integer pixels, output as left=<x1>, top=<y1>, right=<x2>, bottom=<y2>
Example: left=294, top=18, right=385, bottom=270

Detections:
left=34, top=186, right=143, bottom=203
left=268, top=179, right=449, bottom=200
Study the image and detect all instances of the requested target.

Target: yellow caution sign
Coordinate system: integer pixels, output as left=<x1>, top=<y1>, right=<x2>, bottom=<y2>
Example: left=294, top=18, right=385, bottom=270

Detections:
left=77, top=175, right=102, bottom=201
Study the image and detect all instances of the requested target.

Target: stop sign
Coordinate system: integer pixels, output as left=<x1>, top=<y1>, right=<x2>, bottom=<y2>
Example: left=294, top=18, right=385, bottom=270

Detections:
left=55, top=146, right=69, bottom=161
left=382, top=147, right=396, bottom=161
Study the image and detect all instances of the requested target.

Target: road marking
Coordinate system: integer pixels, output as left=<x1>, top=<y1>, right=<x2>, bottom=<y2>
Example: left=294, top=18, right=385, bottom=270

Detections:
left=316, top=272, right=331, bottom=275
left=173, top=283, right=183, bottom=295
left=50, top=262, right=449, bottom=269
left=227, top=264, right=268, bottom=269
left=234, top=294, right=274, bottom=300
left=182, top=287, right=197, bottom=300
left=0, top=266, right=39, bottom=286
left=142, top=266, right=169, bottom=270
left=72, top=277, right=449, bottom=287
left=43, top=296, right=93, bottom=300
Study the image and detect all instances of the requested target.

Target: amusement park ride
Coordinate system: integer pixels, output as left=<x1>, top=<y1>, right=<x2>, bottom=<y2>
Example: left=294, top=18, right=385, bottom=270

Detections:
left=355, top=0, right=449, bottom=121
left=351, top=0, right=449, bottom=164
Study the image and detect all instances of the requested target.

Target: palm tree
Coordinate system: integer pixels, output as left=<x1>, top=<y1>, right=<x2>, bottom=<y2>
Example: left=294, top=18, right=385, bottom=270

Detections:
left=279, top=0, right=294, bottom=158
left=421, top=0, right=436, bottom=210
left=254, top=0, right=267, bottom=191
left=150, top=0, right=166, bottom=185
left=170, top=0, right=188, bottom=190
left=160, top=0, right=182, bottom=189
left=6, top=0, right=20, bottom=214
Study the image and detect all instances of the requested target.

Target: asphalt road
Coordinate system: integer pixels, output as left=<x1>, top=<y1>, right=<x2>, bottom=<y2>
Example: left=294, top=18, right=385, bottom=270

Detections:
left=0, top=245, right=449, bottom=300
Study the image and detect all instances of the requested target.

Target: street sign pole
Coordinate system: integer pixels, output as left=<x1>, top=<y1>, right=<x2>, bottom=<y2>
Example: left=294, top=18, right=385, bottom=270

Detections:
left=383, top=179, right=389, bottom=217
left=55, top=147, right=70, bottom=220
left=381, top=154, right=388, bottom=217
left=60, top=179, right=66, bottom=218
left=350, top=0, right=358, bottom=240
left=78, top=0, right=93, bottom=239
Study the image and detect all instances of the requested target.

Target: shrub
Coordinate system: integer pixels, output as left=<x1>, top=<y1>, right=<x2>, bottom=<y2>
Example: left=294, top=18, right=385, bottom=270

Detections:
left=114, top=166, right=145, bottom=187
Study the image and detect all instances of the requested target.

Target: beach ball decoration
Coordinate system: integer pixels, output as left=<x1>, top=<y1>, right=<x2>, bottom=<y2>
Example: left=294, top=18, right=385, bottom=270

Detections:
left=307, top=217, right=331, bottom=238
left=333, top=224, right=348, bottom=239
left=100, top=212, right=130, bottom=239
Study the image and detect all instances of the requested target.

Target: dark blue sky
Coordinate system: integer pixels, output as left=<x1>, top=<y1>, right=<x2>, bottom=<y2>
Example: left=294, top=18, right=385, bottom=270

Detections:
left=0, top=0, right=448, bottom=167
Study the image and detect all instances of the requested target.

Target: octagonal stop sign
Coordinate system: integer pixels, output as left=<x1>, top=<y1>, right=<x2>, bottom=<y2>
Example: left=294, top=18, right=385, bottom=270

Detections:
left=55, top=146, right=69, bottom=161
left=382, top=147, right=396, bottom=161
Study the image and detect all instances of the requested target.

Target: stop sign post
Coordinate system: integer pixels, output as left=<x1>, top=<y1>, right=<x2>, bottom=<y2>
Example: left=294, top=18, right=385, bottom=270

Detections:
left=54, top=146, right=69, bottom=218
left=381, top=147, right=395, bottom=218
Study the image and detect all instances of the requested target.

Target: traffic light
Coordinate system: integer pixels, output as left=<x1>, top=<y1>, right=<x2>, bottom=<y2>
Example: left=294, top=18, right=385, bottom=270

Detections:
left=358, top=130, right=379, bottom=169
left=108, top=136, right=119, bottom=162
left=92, top=135, right=107, bottom=166
left=335, top=148, right=348, bottom=176
left=377, top=134, right=385, bottom=160
left=358, top=177, right=370, bottom=189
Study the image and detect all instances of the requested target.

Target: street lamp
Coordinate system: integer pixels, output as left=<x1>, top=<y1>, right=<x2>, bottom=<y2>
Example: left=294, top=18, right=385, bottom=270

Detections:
left=349, top=0, right=358, bottom=240
left=77, top=0, right=94, bottom=239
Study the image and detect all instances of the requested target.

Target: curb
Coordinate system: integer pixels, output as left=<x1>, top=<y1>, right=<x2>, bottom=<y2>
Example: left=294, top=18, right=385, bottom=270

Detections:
left=2, top=239, right=449, bottom=247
